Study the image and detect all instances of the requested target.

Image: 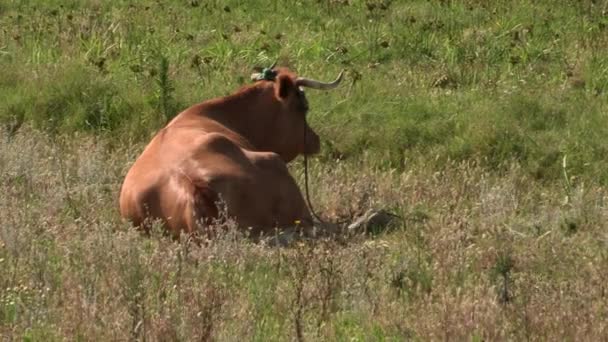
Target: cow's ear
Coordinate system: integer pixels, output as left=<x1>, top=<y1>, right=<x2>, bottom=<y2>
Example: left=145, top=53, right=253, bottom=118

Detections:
left=276, top=74, right=295, bottom=99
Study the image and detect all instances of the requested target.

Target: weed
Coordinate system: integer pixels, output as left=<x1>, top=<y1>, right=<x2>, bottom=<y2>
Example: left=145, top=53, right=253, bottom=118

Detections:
left=491, top=251, right=515, bottom=303
left=156, top=55, right=176, bottom=123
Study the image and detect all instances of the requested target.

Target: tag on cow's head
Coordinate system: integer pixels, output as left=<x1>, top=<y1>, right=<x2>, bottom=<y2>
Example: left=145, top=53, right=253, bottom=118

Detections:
left=251, top=61, right=278, bottom=82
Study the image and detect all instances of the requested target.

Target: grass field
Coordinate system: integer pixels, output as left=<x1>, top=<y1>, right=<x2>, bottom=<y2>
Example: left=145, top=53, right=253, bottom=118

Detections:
left=1, top=0, right=608, bottom=340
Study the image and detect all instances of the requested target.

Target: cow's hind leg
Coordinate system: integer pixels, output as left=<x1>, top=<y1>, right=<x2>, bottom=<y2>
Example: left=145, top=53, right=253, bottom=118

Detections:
left=190, top=182, right=221, bottom=239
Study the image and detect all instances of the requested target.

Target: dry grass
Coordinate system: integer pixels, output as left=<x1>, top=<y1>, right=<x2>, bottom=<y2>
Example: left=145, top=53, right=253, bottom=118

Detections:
left=1, top=128, right=607, bottom=340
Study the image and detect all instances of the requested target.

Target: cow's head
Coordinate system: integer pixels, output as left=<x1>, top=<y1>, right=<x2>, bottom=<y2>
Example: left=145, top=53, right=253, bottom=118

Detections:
left=249, top=65, right=344, bottom=162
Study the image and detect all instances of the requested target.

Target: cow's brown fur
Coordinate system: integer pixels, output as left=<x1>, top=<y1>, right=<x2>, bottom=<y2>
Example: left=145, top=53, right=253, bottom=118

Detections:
left=119, top=68, right=322, bottom=238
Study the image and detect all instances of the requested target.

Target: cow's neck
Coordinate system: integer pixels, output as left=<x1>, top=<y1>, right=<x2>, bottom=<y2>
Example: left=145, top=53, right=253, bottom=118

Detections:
left=197, top=86, right=280, bottom=152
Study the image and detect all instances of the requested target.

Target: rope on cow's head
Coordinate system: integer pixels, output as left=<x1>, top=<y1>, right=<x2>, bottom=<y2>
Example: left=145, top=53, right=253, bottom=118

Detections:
left=303, top=118, right=350, bottom=227
left=303, top=124, right=404, bottom=232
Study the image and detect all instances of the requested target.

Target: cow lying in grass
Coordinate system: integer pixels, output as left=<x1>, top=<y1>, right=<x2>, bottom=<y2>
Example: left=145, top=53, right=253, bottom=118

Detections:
left=119, top=65, right=345, bottom=240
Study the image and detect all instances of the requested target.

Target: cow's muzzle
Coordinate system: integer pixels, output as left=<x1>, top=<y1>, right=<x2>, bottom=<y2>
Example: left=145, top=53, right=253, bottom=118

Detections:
left=303, top=127, right=321, bottom=155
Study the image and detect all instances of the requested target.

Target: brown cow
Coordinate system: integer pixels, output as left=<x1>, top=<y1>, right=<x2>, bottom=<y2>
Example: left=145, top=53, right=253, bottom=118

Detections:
left=119, top=65, right=343, bottom=239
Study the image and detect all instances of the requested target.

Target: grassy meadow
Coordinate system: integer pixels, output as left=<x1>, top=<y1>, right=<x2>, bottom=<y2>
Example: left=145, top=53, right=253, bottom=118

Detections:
left=1, top=0, right=608, bottom=340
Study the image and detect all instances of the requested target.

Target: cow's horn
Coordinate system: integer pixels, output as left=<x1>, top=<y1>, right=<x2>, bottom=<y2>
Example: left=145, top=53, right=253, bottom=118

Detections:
left=296, top=70, right=344, bottom=90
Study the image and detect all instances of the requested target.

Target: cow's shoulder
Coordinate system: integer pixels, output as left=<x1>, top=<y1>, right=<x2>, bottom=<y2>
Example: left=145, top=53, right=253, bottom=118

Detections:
left=192, top=132, right=244, bottom=156
left=248, top=151, right=289, bottom=174
left=183, top=132, right=252, bottom=181
left=193, top=133, right=287, bottom=172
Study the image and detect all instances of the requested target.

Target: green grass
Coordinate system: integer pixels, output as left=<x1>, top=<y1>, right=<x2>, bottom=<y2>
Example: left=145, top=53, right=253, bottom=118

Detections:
left=1, top=0, right=608, bottom=340
left=2, top=0, right=608, bottom=181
